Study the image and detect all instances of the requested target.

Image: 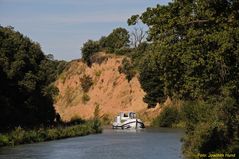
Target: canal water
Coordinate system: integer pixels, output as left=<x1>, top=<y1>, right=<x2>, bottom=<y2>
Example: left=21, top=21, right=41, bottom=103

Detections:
left=0, top=128, right=184, bottom=159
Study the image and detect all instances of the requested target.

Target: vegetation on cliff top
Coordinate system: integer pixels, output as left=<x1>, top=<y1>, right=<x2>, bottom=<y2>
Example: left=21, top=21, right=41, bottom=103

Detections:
left=81, top=27, right=130, bottom=66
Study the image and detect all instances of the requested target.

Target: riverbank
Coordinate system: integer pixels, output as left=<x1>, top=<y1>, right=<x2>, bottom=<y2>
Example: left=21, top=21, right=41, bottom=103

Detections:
left=0, top=120, right=102, bottom=147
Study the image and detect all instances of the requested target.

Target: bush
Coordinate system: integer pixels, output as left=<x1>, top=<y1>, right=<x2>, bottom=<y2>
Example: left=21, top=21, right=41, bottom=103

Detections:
left=114, top=47, right=132, bottom=55
left=67, top=116, right=85, bottom=126
left=46, top=128, right=59, bottom=140
left=0, top=121, right=102, bottom=147
left=101, top=114, right=111, bottom=125
left=81, top=40, right=100, bottom=66
left=0, top=135, right=9, bottom=146
left=94, top=70, right=102, bottom=77
left=90, top=53, right=108, bottom=65
left=118, top=58, right=136, bottom=81
left=182, top=98, right=239, bottom=157
left=102, top=27, right=130, bottom=53
left=10, top=127, right=26, bottom=145
left=181, top=100, right=215, bottom=132
left=80, top=75, right=93, bottom=92
left=82, top=93, right=90, bottom=104
left=152, top=106, right=179, bottom=127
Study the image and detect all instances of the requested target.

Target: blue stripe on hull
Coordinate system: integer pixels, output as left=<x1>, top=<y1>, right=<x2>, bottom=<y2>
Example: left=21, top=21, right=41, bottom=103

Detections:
left=112, top=121, right=145, bottom=129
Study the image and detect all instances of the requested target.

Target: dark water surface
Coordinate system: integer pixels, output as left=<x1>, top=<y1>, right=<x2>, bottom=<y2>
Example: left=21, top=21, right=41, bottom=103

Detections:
left=0, top=128, right=184, bottom=159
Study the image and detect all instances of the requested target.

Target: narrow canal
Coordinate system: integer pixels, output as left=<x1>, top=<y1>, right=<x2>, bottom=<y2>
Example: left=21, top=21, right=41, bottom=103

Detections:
left=0, top=128, right=184, bottom=159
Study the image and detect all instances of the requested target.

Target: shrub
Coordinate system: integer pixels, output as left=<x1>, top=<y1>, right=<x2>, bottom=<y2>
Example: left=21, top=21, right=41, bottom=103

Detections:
left=102, top=27, right=130, bottom=53
left=182, top=98, right=239, bottom=157
left=10, top=127, right=26, bottom=145
left=46, top=128, right=59, bottom=140
left=81, top=40, right=100, bottom=66
left=181, top=100, right=214, bottom=132
left=0, top=121, right=102, bottom=147
left=101, top=114, right=111, bottom=125
left=94, top=70, right=102, bottom=77
left=24, top=130, right=38, bottom=143
left=67, top=116, right=85, bottom=126
left=114, top=47, right=132, bottom=55
left=118, top=58, right=136, bottom=81
left=64, top=87, right=75, bottom=106
left=80, top=75, right=93, bottom=92
left=152, top=106, right=179, bottom=127
left=92, top=104, right=102, bottom=133
left=0, top=135, right=9, bottom=146
left=82, top=93, right=90, bottom=104
left=90, top=53, right=108, bottom=65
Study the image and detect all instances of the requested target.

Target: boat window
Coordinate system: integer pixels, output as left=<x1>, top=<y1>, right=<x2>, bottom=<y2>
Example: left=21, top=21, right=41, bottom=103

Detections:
left=123, top=113, right=128, bottom=117
left=129, top=112, right=136, bottom=119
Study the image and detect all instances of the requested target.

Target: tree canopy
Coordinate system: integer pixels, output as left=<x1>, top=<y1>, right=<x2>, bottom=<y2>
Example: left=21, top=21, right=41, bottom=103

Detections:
left=0, top=26, right=66, bottom=131
left=102, top=27, right=130, bottom=52
left=128, top=0, right=239, bottom=156
left=81, top=27, right=130, bottom=66
left=129, top=0, right=239, bottom=104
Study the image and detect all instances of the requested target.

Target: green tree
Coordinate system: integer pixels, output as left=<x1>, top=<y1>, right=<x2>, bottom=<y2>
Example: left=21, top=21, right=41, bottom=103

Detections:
left=128, top=0, right=239, bottom=156
left=103, top=27, right=130, bottom=53
left=129, top=0, right=239, bottom=103
left=0, top=26, right=66, bottom=131
left=139, top=53, right=165, bottom=107
left=81, top=40, right=100, bottom=66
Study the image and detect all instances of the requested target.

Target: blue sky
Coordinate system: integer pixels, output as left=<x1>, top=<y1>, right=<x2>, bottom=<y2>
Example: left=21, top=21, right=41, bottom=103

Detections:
left=0, top=0, right=170, bottom=61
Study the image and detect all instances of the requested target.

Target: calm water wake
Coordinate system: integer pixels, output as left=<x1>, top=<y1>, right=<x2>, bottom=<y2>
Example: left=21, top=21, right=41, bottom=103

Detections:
left=0, top=128, right=184, bottom=159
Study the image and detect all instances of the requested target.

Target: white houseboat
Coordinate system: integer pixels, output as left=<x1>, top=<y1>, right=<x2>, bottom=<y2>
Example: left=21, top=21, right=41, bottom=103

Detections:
left=112, top=112, right=145, bottom=129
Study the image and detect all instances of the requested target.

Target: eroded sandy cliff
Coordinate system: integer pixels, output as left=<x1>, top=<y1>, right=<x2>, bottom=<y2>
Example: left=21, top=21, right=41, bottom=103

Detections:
left=54, top=52, right=161, bottom=122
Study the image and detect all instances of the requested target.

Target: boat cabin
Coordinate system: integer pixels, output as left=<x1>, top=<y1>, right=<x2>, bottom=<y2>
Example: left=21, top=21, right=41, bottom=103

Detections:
left=112, top=111, right=144, bottom=129
left=115, top=112, right=136, bottom=123
left=120, top=112, right=136, bottom=120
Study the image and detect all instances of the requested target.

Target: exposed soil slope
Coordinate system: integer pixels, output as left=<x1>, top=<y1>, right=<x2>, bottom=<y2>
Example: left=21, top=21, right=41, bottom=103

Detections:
left=54, top=52, right=161, bottom=122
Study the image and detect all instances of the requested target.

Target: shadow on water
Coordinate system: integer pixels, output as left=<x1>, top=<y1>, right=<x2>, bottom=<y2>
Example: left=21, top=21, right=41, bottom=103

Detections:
left=0, top=128, right=184, bottom=159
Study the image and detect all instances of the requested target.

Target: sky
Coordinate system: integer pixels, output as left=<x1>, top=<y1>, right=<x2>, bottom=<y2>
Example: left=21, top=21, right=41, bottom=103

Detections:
left=0, top=0, right=171, bottom=61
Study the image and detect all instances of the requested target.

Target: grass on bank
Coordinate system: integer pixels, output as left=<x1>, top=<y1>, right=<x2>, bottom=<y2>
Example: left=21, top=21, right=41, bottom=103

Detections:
left=0, top=120, right=102, bottom=147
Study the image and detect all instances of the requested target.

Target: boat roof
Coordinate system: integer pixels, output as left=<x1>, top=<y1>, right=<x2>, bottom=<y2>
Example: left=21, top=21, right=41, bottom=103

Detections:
left=119, top=112, right=136, bottom=114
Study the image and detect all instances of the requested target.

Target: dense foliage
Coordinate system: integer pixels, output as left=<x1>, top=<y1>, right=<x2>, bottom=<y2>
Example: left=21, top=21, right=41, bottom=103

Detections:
left=129, top=0, right=239, bottom=105
left=100, top=27, right=130, bottom=53
left=128, top=0, right=239, bottom=157
left=0, top=26, right=66, bottom=131
left=81, top=27, right=130, bottom=66
left=152, top=106, right=179, bottom=127
left=181, top=98, right=239, bottom=157
left=118, top=58, right=136, bottom=81
left=81, top=40, right=100, bottom=66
